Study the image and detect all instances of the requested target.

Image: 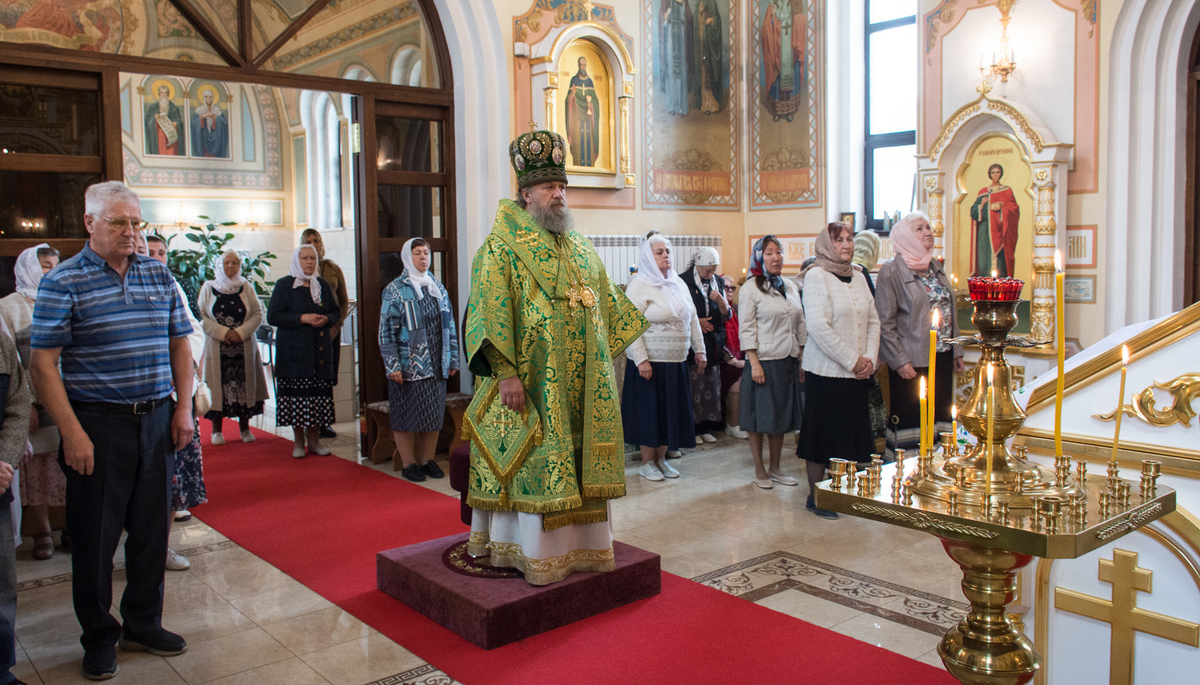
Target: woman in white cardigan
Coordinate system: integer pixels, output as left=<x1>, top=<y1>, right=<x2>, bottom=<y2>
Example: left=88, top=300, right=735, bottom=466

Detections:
left=199, top=249, right=270, bottom=444
left=738, top=235, right=805, bottom=490
left=621, top=235, right=706, bottom=481
left=797, top=222, right=881, bottom=519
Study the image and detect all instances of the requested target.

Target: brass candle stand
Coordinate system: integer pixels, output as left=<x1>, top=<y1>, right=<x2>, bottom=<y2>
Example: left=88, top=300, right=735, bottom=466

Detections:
left=815, top=296, right=1176, bottom=685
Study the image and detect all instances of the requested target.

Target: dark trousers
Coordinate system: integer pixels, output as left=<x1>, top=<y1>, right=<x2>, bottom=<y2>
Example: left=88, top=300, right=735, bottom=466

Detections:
left=60, top=401, right=175, bottom=650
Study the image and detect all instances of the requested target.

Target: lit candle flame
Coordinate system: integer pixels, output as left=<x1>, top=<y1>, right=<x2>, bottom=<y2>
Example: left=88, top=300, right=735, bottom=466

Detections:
left=991, top=269, right=998, bottom=278
left=1054, top=249, right=1063, bottom=273
left=951, top=404, right=957, bottom=420
left=1122, top=345, right=1130, bottom=366
left=931, top=309, right=940, bottom=329
left=987, top=362, right=994, bottom=385
left=919, top=376, right=926, bottom=399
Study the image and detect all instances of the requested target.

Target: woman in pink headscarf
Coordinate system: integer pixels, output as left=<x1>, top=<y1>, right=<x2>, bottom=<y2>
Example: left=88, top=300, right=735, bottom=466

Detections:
left=874, top=212, right=964, bottom=456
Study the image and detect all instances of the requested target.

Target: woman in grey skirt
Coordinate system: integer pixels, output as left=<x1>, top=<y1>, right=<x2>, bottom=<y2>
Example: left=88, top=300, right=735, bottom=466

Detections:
left=738, top=235, right=806, bottom=489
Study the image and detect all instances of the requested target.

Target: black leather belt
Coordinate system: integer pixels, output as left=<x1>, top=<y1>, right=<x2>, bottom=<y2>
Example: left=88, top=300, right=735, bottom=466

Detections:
left=71, top=396, right=170, bottom=415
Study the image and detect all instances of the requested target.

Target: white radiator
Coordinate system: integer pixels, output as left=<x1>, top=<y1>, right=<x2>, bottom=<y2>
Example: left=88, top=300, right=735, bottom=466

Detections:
left=583, top=234, right=722, bottom=286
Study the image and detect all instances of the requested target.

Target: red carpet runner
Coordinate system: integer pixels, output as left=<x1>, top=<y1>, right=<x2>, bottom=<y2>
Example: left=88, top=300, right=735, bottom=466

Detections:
left=193, top=426, right=956, bottom=685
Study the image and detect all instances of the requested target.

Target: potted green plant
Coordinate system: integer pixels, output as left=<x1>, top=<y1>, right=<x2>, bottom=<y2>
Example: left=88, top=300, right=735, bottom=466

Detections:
left=157, top=216, right=277, bottom=317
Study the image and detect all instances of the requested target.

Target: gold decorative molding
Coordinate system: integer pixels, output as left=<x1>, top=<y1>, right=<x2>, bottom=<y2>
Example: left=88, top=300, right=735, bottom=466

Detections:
left=543, top=87, right=556, bottom=132
left=1054, top=550, right=1200, bottom=685
left=1030, top=300, right=1053, bottom=343
left=1092, top=373, right=1200, bottom=429
left=1025, top=301, right=1200, bottom=415
left=545, top=21, right=636, bottom=76
left=623, top=173, right=635, bottom=187
left=924, top=175, right=939, bottom=190
left=1035, top=169, right=1049, bottom=183
left=618, top=94, right=631, bottom=176
left=927, top=103, right=981, bottom=162
left=1033, top=216, right=1057, bottom=235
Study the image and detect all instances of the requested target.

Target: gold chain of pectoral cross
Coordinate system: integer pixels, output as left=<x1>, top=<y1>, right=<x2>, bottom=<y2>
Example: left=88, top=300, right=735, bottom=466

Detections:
left=555, top=235, right=598, bottom=318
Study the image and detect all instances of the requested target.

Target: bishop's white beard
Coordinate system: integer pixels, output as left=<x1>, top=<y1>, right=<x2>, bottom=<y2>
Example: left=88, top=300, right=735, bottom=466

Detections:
left=529, top=202, right=575, bottom=235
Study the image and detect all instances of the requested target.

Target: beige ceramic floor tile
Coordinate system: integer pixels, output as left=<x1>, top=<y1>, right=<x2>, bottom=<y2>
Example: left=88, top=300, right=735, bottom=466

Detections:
left=916, top=649, right=948, bottom=670
left=15, top=599, right=79, bottom=649
left=204, top=656, right=333, bottom=685
left=756, top=588, right=868, bottom=629
left=225, top=581, right=333, bottom=625
left=12, top=647, right=44, bottom=685
left=164, top=627, right=292, bottom=683
left=15, top=582, right=76, bottom=620
left=300, top=633, right=425, bottom=685
left=259, top=606, right=372, bottom=656
left=828, top=613, right=943, bottom=659
left=43, top=654, right=186, bottom=685
left=24, top=636, right=156, bottom=684
left=159, top=590, right=257, bottom=644
left=186, top=547, right=298, bottom=601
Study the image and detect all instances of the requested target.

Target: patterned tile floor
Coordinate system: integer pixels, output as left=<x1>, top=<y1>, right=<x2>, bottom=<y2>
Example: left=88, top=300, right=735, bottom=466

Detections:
left=11, top=417, right=961, bottom=683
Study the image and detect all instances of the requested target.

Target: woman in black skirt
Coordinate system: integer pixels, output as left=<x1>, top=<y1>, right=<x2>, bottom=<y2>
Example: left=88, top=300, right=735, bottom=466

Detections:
left=874, top=212, right=963, bottom=456
left=797, top=223, right=881, bottom=518
left=621, top=234, right=706, bottom=481
left=379, top=238, right=459, bottom=482
left=268, top=245, right=342, bottom=458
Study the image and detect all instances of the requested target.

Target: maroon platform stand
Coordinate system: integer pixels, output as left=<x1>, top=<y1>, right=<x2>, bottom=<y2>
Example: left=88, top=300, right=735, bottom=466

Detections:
left=377, top=533, right=662, bottom=649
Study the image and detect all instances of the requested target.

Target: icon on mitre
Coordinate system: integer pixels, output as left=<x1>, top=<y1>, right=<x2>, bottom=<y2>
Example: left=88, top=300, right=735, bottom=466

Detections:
left=462, top=377, right=544, bottom=502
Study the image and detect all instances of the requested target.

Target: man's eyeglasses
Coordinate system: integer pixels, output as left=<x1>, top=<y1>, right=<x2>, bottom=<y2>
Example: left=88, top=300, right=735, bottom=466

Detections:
left=98, top=216, right=149, bottom=231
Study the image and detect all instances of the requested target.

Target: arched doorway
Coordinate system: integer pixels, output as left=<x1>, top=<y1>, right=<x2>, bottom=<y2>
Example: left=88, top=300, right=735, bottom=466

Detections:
left=1187, top=22, right=1200, bottom=307
left=0, top=0, right=458, bottom=452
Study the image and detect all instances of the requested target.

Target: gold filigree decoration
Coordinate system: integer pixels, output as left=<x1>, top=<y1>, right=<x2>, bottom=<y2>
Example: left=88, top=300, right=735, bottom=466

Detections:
left=1035, top=169, right=1049, bottom=182
left=1094, top=504, right=1165, bottom=541
left=924, top=175, right=939, bottom=190
left=928, top=103, right=980, bottom=161
left=1034, top=216, right=1057, bottom=235
left=850, top=503, right=999, bottom=538
left=986, top=99, right=1045, bottom=152
left=1093, top=373, right=1200, bottom=428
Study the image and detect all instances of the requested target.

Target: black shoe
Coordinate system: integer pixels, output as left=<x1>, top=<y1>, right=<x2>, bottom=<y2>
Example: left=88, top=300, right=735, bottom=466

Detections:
left=81, top=644, right=118, bottom=680
left=420, top=461, right=445, bottom=479
left=118, top=628, right=187, bottom=656
left=806, top=494, right=839, bottom=520
left=319, top=426, right=337, bottom=439
left=402, top=463, right=426, bottom=482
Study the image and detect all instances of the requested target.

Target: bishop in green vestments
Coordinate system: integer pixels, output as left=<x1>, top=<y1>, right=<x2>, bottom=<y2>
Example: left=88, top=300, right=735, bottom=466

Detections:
left=464, top=130, right=648, bottom=584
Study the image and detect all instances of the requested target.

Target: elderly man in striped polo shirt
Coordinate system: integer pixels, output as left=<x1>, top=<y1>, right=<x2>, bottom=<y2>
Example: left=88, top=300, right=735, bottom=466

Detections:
left=30, top=181, right=195, bottom=681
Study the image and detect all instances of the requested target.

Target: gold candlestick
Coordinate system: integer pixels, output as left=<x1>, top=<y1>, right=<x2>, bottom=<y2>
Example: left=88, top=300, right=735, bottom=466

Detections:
left=1109, top=345, right=1129, bottom=466
left=985, top=363, right=995, bottom=502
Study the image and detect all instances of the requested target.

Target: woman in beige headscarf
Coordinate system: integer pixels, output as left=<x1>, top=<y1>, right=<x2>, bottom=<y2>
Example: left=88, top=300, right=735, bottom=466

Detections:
left=796, top=222, right=880, bottom=519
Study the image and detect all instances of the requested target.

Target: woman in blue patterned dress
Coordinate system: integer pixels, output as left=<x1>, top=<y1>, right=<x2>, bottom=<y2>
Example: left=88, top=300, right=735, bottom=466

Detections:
left=379, top=238, right=459, bottom=482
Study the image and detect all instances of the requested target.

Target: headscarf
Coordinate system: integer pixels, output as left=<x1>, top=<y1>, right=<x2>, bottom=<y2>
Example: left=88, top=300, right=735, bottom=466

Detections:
left=289, top=245, right=322, bottom=304
left=401, top=238, right=443, bottom=301
left=814, top=224, right=854, bottom=279
left=14, top=243, right=50, bottom=301
left=634, top=235, right=692, bottom=320
left=749, top=235, right=786, bottom=295
left=852, top=230, right=881, bottom=272
left=689, top=246, right=719, bottom=269
left=212, top=248, right=248, bottom=295
left=890, top=212, right=934, bottom=271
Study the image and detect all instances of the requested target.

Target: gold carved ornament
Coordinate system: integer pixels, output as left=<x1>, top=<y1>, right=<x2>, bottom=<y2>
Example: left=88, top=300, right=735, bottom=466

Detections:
left=1053, top=550, right=1200, bottom=685
left=1093, top=373, right=1200, bottom=429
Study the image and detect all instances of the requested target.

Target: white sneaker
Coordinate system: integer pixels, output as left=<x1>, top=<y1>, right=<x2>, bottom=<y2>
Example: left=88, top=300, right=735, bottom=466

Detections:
left=240, top=429, right=255, bottom=443
left=173, top=509, right=191, bottom=522
left=666, top=450, right=683, bottom=459
left=658, top=460, right=680, bottom=478
left=638, top=462, right=664, bottom=481
left=166, top=549, right=191, bottom=571
left=700, top=433, right=717, bottom=443
left=211, top=432, right=225, bottom=446
left=725, top=425, right=749, bottom=439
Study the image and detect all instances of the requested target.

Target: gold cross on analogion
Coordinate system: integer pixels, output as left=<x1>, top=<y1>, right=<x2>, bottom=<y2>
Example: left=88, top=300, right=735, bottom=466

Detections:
left=1054, top=549, right=1200, bottom=685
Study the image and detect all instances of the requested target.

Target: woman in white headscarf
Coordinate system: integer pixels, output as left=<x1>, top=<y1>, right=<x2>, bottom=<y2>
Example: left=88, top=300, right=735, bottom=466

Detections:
left=621, top=234, right=706, bottom=481
left=0, top=244, right=63, bottom=560
left=679, top=247, right=728, bottom=443
left=378, top=238, right=459, bottom=483
left=267, top=245, right=342, bottom=458
left=199, top=249, right=269, bottom=444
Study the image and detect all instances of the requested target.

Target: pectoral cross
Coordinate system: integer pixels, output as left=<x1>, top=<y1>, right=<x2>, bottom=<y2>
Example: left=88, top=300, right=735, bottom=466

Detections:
left=566, top=281, right=597, bottom=311
left=1054, top=549, right=1200, bottom=685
